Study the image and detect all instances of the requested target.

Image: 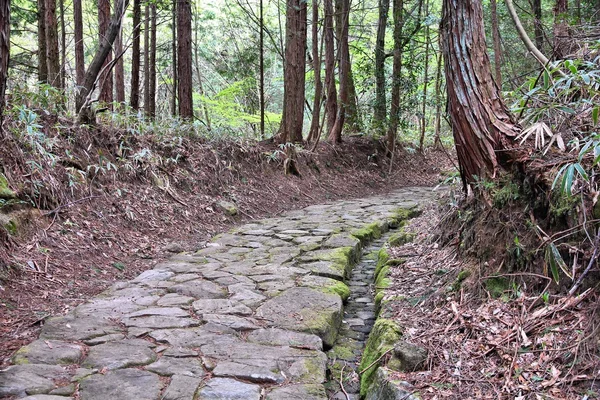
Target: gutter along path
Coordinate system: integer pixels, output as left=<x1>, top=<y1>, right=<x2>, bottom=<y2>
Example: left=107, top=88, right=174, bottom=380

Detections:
left=0, top=187, right=436, bottom=400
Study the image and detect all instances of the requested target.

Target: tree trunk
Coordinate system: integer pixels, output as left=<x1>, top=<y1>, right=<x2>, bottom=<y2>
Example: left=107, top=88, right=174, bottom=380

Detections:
left=418, top=22, right=430, bottom=152
left=386, top=0, right=404, bottom=155
left=171, top=0, right=177, bottom=116
left=98, top=0, right=113, bottom=105
left=143, top=2, right=150, bottom=114
left=77, top=0, right=128, bottom=123
left=193, top=0, right=210, bottom=128
left=532, top=0, right=543, bottom=51
left=490, top=0, right=502, bottom=86
left=441, top=0, right=521, bottom=186
left=307, top=0, right=322, bottom=143
left=37, top=0, right=48, bottom=83
left=0, top=0, right=9, bottom=124
left=433, top=38, right=443, bottom=150
left=45, top=0, right=60, bottom=88
left=114, top=0, right=125, bottom=104
left=553, top=0, right=569, bottom=59
left=259, top=0, right=265, bottom=137
left=373, top=0, right=389, bottom=133
left=328, top=0, right=349, bottom=143
left=59, top=0, right=65, bottom=89
left=74, top=0, right=84, bottom=87
left=149, top=2, right=157, bottom=117
left=130, top=0, right=141, bottom=109
left=323, top=0, right=337, bottom=135
left=280, top=0, right=307, bottom=143
left=177, top=0, right=193, bottom=119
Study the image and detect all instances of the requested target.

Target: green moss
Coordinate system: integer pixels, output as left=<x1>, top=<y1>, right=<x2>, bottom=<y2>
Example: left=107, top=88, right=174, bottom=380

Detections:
left=350, top=222, right=383, bottom=244
left=359, top=319, right=403, bottom=397
left=4, top=220, right=17, bottom=236
left=388, top=207, right=422, bottom=228
left=318, top=246, right=355, bottom=278
left=374, top=291, right=385, bottom=312
left=387, top=258, right=406, bottom=266
left=0, top=173, right=16, bottom=200
left=484, top=276, right=509, bottom=298
left=11, top=347, right=30, bottom=365
left=322, top=281, right=351, bottom=302
left=388, top=228, right=416, bottom=246
left=549, top=192, right=579, bottom=226
left=492, top=181, right=520, bottom=208
left=451, top=269, right=471, bottom=292
left=374, top=248, right=390, bottom=280
left=329, top=344, right=355, bottom=361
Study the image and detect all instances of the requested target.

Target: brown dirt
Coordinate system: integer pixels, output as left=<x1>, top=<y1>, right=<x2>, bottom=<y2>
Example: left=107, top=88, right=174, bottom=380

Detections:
left=0, top=119, right=454, bottom=366
left=382, top=201, right=600, bottom=399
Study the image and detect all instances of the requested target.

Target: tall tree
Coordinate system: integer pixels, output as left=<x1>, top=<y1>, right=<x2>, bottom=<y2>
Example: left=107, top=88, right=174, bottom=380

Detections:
left=149, top=2, right=157, bottom=116
left=171, top=0, right=177, bottom=116
left=418, top=12, right=430, bottom=152
left=386, top=0, right=404, bottom=154
left=0, top=0, right=9, bottom=124
left=553, top=0, right=569, bottom=59
left=373, top=0, right=390, bottom=132
left=59, top=0, right=65, bottom=88
left=532, top=0, right=544, bottom=52
left=130, top=0, right=141, bottom=109
left=77, top=0, right=129, bottom=123
left=323, top=0, right=337, bottom=135
left=45, top=0, right=60, bottom=88
left=280, top=0, right=308, bottom=142
left=143, top=2, right=150, bottom=114
left=490, top=0, right=502, bottom=85
left=328, top=0, right=349, bottom=143
left=442, top=0, right=521, bottom=185
left=37, top=0, right=48, bottom=83
left=98, top=0, right=113, bottom=104
left=73, top=0, right=84, bottom=88
left=259, top=0, right=265, bottom=137
left=114, top=0, right=125, bottom=104
left=307, top=0, right=322, bottom=143
left=177, top=0, right=193, bottom=118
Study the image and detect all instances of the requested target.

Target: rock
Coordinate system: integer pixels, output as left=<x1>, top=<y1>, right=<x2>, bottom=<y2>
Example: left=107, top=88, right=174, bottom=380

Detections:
left=0, top=173, right=16, bottom=199
left=156, top=293, right=195, bottom=307
left=196, top=378, right=261, bottom=399
left=122, top=315, right=200, bottom=329
left=83, top=333, right=125, bottom=346
left=192, top=299, right=252, bottom=316
left=79, top=368, right=162, bottom=400
left=12, top=340, right=84, bottom=365
left=21, top=396, right=74, bottom=400
left=40, top=314, right=122, bottom=341
left=265, top=384, right=328, bottom=399
left=247, top=328, right=323, bottom=351
left=168, top=280, right=227, bottom=299
left=216, top=201, right=238, bottom=216
left=299, top=261, right=345, bottom=280
left=132, top=269, right=175, bottom=283
left=212, top=361, right=284, bottom=384
left=145, top=356, right=205, bottom=377
left=389, top=341, right=428, bottom=372
left=82, top=339, right=156, bottom=370
left=200, top=314, right=260, bottom=331
left=256, top=287, right=342, bottom=348
left=162, top=375, right=202, bottom=400
left=364, top=368, right=420, bottom=400
left=0, top=364, right=71, bottom=397
left=164, top=242, right=186, bottom=253
left=147, top=326, right=237, bottom=348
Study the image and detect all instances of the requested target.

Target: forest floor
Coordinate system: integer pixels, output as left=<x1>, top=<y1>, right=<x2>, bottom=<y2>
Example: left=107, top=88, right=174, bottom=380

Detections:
left=0, top=127, right=454, bottom=366
left=383, top=203, right=600, bottom=399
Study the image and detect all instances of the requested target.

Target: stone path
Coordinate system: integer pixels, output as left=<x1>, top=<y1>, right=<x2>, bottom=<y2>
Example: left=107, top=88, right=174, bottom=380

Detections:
left=0, top=187, right=436, bottom=400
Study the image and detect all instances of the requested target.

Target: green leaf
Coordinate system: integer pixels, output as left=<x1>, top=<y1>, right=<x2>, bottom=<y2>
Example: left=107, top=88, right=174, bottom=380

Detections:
left=543, top=71, right=550, bottom=89
left=545, top=245, right=560, bottom=284
left=552, top=164, right=570, bottom=191
left=573, top=163, right=589, bottom=181
left=559, top=106, right=576, bottom=114
left=592, top=106, right=599, bottom=126
left=550, top=243, right=573, bottom=280
left=112, top=262, right=126, bottom=271
left=562, top=164, right=575, bottom=195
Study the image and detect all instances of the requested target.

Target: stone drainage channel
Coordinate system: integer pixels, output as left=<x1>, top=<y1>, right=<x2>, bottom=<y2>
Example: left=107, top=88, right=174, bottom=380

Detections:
left=0, top=188, right=437, bottom=400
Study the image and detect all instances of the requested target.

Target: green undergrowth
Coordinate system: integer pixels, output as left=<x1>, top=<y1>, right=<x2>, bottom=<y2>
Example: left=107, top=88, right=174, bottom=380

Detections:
left=359, top=319, right=403, bottom=398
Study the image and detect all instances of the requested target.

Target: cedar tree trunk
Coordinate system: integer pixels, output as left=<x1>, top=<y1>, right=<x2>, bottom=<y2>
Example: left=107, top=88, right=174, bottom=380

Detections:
left=177, top=0, right=193, bottom=119
left=0, top=0, right=9, bottom=124
left=373, top=0, right=390, bottom=132
left=323, top=0, right=337, bottom=135
left=130, top=0, right=141, bottom=109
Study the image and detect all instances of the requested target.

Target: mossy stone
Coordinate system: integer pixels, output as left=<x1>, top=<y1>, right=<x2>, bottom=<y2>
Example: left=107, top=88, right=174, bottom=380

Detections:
left=0, top=173, right=16, bottom=200
left=351, top=222, right=383, bottom=243
left=322, top=281, right=351, bottom=302
left=388, top=229, right=416, bottom=246
left=484, top=276, right=509, bottom=298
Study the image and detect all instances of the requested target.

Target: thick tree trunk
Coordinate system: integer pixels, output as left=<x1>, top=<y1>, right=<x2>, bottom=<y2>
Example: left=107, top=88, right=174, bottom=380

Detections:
left=143, top=2, right=150, bottom=114
left=149, top=3, right=157, bottom=117
left=441, top=0, right=521, bottom=185
left=77, top=0, right=128, bottom=123
left=171, top=0, right=177, bottom=116
left=328, top=0, right=349, bottom=143
left=73, top=0, right=84, bottom=87
left=59, top=0, right=65, bottom=89
left=490, top=0, right=502, bottom=86
left=323, top=0, right=337, bottom=135
left=98, top=0, right=113, bottom=105
left=45, top=0, right=60, bottom=88
left=193, top=0, right=210, bottom=128
left=114, top=0, right=125, bottom=104
left=280, top=0, right=307, bottom=143
left=386, top=0, right=404, bottom=154
left=532, top=0, right=543, bottom=51
left=37, top=0, right=48, bottom=83
left=0, top=0, right=9, bottom=124
left=553, top=0, right=569, bottom=59
left=130, top=0, right=141, bottom=109
left=373, top=0, right=390, bottom=133
left=307, top=0, right=322, bottom=143
left=259, top=0, right=265, bottom=137
left=418, top=23, right=430, bottom=152
left=177, top=0, right=193, bottom=119
left=433, top=39, right=443, bottom=150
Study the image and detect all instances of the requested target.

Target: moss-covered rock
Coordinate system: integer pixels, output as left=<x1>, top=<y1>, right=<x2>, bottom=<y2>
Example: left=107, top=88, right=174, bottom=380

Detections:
left=388, top=228, right=416, bottom=246
left=388, top=207, right=422, bottom=228
left=351, top=222, right=384, bottom=244
left=359, top=319, right=403, bottom=398
left=322, top=281, right=351, bottom=302
left=484, top=276, right=509, bottom=298
left=450, top=269, right=471, bottom=292
left=0, top=173, right=16, bottom=200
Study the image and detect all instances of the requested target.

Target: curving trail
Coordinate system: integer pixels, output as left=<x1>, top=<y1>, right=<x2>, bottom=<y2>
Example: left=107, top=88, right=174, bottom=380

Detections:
left=0, top=187, right=436, bottom=400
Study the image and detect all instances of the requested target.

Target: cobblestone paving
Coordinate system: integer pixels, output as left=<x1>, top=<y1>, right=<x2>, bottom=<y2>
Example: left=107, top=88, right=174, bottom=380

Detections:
left=0, top=187, right=436, bottom=400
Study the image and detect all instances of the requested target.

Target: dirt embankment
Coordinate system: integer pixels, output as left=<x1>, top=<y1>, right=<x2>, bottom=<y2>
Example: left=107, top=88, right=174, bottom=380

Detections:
left=0, top=118, right=452, bottom=365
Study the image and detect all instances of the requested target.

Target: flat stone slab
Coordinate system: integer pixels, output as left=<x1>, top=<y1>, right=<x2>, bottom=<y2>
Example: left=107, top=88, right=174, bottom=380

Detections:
left=145, top=356, right=205, bottom=377
left=266, top=384, right=328, bottom=399
left=192, top=299, right=253, bottom=315
left=11, top=340, right=84, bottom=365
left=0, top=364, right=72, bottom=397
left=196, top=377, right=261, bottom=400
left=256, top=287, right=343, bottom=348
left=162, top=375, right=202, bottom=400
left=79, top=368, right=162, bottom=400
left=247, top=328, right=323, bottom=350
left=168, top=280, right=227, bottom=299
left=82, top=339, right=156, bottom=370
